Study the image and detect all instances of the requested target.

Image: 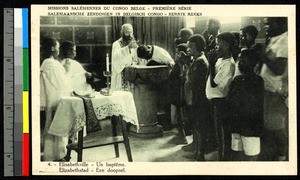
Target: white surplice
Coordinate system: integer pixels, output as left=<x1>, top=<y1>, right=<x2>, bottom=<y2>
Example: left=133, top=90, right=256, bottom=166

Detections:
left=40, top=58, right=69, bottom=161
left=61, top=58, right=93, bottom=95
left=111, top=38, right=137, bottom=91
left=151, top=45, right=175, bottom=65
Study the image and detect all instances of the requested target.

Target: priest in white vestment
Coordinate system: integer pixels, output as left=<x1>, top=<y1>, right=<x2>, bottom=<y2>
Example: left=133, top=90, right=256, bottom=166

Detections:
left=111, top=23, right=139, bottom=91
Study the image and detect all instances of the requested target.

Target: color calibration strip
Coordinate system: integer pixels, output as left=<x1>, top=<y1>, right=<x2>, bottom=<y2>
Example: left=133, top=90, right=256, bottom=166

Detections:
left=3, top=8, right=29, bottom=176
left=15, top=8, right=29, bottom=176
left=22, top=8, right=29, bottom=176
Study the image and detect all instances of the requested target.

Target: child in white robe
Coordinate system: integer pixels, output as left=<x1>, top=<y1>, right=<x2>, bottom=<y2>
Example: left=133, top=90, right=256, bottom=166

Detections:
left=40, top=37, right=69, bottom=161
left=59, top=41, right=94, bottom=96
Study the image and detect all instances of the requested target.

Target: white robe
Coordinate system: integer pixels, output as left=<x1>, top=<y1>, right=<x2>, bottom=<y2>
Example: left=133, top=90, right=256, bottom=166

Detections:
left=111, top=38, right=137, bottom=91
left=40, top=58, right=69, bottom=161
left=151, top=45, right=175, bottom=66
left=61, top=58, right=93, bottom=95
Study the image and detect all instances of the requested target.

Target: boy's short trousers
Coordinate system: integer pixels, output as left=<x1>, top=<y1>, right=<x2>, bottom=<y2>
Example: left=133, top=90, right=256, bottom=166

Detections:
left=231, top=133, right=260, bottom=156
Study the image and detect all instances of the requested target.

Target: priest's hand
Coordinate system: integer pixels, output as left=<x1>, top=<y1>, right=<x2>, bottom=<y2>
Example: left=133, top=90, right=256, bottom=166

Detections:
left=85, top=72, right=92, bottom=78
left=128, top=40, right=138, bottom=49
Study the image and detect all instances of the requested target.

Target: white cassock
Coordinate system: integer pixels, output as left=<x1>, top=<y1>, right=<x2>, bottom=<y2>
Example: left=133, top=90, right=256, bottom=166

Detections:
left=61, top=58, right=93, bottom=95
left=111, top=38, right=137, bottom=91
left=150, top=45, right=175, bottom=66
left=40, top=58, right=69, bottom=161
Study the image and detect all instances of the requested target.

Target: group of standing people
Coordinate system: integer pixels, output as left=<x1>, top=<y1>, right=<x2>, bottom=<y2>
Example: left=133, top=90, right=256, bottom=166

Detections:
left=169, top=17, right=288, bottom=161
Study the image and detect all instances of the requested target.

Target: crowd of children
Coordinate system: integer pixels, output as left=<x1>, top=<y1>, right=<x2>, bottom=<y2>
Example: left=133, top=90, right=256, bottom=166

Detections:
left=169, top=17, right=288, bottom=161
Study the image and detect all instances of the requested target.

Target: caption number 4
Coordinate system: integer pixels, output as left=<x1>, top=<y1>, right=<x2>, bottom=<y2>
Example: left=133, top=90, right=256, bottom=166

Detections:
left=7, top=154, right=12, bottom=159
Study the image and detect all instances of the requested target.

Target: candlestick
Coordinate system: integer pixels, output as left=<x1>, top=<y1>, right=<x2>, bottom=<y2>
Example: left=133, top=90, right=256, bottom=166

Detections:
left=102, top=71, right=112, bottom=96
left=106, top=53, right=109, bottom=72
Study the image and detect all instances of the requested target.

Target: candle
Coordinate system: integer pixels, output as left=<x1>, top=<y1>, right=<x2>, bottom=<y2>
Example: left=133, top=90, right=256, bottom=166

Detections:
left=106, top=53, right=109, bottom=72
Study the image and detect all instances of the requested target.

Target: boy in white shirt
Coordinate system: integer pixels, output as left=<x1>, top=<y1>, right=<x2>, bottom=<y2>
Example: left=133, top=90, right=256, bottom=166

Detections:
left=206, top=32, right=236, bottom=161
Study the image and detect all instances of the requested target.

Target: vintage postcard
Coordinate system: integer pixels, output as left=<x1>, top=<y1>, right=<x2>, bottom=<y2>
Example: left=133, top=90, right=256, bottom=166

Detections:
left=31, top=4, right=297, bottom=175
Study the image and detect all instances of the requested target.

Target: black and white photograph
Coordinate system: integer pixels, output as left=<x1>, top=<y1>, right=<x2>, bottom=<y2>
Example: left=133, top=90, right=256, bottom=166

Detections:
left=31, top=4, right=296, bottom=175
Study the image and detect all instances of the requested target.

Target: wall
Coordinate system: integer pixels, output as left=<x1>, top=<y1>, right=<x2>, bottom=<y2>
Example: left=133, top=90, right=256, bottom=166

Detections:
left=191, top=16, right=267, bottom=46
left=40, top=16, right=113, bottom=88
left=192, top=17, right=241, bottom=35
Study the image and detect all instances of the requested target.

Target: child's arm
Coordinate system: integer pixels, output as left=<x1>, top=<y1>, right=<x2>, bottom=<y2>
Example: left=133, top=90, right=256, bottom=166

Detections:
left=207, top=49, right=218, bottom=87
left=263, top=49, right=287, bottom=76
left=209, top=62, right=218, bottom=88
left=213, top=61, right=235, bottom=92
